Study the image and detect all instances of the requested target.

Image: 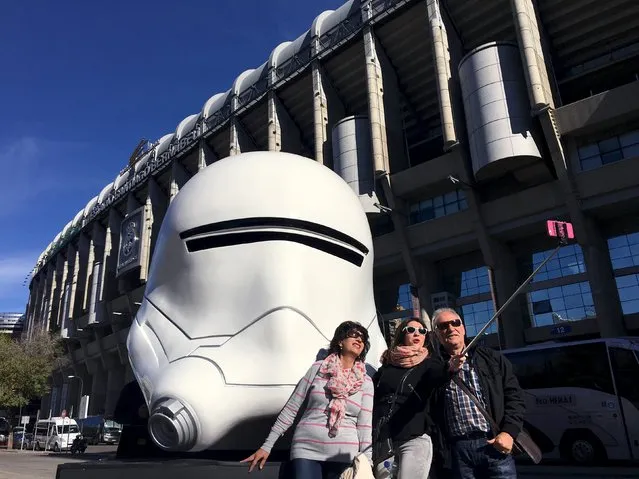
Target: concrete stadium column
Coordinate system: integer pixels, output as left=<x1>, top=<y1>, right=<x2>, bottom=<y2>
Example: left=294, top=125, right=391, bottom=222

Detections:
left=170, top=160, right=191, bottom=202
left=42, top=266, right=56, bottom=331
left=511, top=0, right=555, bottom=111
left=311, top=60, right=346, bottom=166
left=89, top=363, right=107, bottom=416
left=101, top=208, right=122, bottom=302
left=229, top=92, right=257, bottom=156
left=487, top=242, right=527, bottom=348
left=104, top=363, right=125, bottom=417
left=267, top=91, right=306, bottom=155
left=537, top=110, right=625, bottom=337
left=426, top=0, right=458, bottom=149
left=140, top=177, right=168, bottom=282
left=72, top=233, right=90, bottom=318
left=54, top=256, right=69, bottom=330
left=66, top=243, right=80, bottom=321
left=362, top=2, right=407, bottom=174
left=198, top=138, right=217, bottom=171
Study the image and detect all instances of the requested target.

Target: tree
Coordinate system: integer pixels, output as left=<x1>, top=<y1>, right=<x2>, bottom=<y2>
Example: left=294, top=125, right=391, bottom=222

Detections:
left=0, top=330, right=68, bottom=409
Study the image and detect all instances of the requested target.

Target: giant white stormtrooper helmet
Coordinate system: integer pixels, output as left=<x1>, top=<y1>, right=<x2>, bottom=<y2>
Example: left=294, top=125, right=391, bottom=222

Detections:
left=127, top=151, right=387, bottom=452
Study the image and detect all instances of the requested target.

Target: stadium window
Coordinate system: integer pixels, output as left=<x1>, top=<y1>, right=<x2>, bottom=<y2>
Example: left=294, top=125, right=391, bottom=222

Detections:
left=530, top=244, right=586, bottom=283
left=408, top=189, right=467, bottom=225
left=614, top=274, right=639, bottom=315
left=578, top=129, right=639, bottom=171
left=461, top=300, right=495, bottom=338
left=396, top=283, right=413, bottom=311
left=460, top=266, right=491, bottom=297
left=607, top=233, right=639, bottom=270
left=527, top=281, right=595, bottom=327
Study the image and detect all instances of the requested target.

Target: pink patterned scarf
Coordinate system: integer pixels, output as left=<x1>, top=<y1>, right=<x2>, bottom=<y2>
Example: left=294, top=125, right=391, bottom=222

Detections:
left=319, top=353, right=366, bottom=438
left=382, top=345, right=429, bottom=368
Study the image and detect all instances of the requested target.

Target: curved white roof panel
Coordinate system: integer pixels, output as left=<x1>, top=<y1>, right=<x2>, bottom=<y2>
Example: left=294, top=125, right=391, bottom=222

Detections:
left=83, top=195, right=99, bottom=218
left=235, top=63, right=269, bottom=97
left=61, top=219, right=74, bottom=239
left=231, top=69, right=256, bottom=96
left=268, top=41, right=293, bottom=68
left=202, top=90, right=231, bottom=119
left=311, top=10, right=334, bottom=37
left=156, top=133, right=175, bottom=156
left=53, top=232, right=62, bottom=245
left=114, top=167, right=134, bottom=190
left=72, top=208, right=84, bottom=228
left=275, top=30, right=312, bottom=69
left=176, top=114, right=200, bottom=139
left=98, top=182, right=115, bottom=203
left=319, top=0, right=360, bottom=38
left=134, top=150, right=154, bottom=174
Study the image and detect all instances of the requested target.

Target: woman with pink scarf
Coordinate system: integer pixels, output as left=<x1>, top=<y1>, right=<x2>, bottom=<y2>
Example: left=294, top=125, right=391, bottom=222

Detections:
left=242, top=321, right=374, bottom=479
left=372, top=317, right=465, bottom=479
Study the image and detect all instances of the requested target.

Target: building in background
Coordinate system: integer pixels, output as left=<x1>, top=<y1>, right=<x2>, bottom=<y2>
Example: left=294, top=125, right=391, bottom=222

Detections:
left=0, top=313, right=25, bottom=337
left=22, top=0, right=639, bottom=419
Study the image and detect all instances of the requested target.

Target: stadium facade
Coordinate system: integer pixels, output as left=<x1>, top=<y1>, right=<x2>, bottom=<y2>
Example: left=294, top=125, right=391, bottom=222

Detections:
left=0, top=313, right=25, bottom=336
left=23, top=0, right=639, bottom=418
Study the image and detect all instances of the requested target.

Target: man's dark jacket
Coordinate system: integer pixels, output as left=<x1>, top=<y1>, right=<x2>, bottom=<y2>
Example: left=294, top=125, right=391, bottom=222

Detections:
left=429, top=345, right=526, bottom=473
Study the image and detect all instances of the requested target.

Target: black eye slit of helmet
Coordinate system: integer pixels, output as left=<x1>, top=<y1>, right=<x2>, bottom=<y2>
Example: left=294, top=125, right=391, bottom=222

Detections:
left=179, top=217, right=369, bottom=267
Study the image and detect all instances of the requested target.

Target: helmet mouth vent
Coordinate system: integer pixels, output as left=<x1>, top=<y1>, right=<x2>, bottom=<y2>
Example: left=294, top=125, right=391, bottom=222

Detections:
left=148, top=398, right=197, bottom=451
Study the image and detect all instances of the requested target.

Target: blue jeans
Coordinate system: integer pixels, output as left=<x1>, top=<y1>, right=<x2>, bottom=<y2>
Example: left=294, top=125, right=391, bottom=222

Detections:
left=451, top=436, right=517, bottom=479
left=290, top=458, right=350, bottom=479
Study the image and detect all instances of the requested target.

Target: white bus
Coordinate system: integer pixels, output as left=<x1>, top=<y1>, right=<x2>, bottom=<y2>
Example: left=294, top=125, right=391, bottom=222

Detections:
left=503, top=337, right=639, bottom=464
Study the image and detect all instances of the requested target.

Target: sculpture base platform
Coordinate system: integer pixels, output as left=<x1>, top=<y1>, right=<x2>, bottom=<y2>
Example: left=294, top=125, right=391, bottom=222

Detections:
left=56, top=458, right=288, bottom=479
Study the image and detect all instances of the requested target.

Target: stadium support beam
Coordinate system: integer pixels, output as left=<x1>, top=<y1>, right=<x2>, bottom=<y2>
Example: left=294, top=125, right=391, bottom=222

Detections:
left=511, top=0, right=554, bottom=111
left=170, top=160, right=191, bottom=202
left=54, top=255, right=69, bottom=331
left=363, top=24, right=408, bottom=175
left=73, top=234, right=90, bottom=321
left=538, top=108, right=625, bottom=337
left=229, top=117, right=257, bottom=156
left=311, top=60, right=346, bottom=166
left=268, top=90, right=308, bottom=156
left=198, top=138, right=217, bottom=170
left=101, top=208, right=122, bottom=305
left=82, top=223, right=105, bottom=314
left=140, top=177, right=168, bottom=283
left=427, top=0, right=458, bottom=149
left=66, top=243, right=81, bottom=327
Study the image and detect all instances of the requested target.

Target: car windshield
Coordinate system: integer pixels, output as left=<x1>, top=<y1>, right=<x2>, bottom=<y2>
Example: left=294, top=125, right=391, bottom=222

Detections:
left=104, top=427, right=120, bottom=433
left=59, top=425, right=79, bottom=434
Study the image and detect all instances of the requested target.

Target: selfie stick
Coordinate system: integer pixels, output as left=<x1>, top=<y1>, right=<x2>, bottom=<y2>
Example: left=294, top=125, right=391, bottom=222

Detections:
left=461, top=221, right=574, bottom=356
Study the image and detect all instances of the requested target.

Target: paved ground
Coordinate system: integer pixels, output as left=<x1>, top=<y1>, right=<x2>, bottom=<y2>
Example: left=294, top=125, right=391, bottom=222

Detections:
left=1, top=446, right=638, bottom=479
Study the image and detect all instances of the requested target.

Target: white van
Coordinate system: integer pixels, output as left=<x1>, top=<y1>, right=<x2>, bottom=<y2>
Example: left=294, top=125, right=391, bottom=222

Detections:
left=33, top=417, right=80, bottom=451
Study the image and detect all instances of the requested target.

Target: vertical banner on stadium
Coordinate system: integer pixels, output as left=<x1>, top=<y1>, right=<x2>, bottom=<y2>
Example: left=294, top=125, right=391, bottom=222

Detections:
left=116, top=207, right=145, bottom=277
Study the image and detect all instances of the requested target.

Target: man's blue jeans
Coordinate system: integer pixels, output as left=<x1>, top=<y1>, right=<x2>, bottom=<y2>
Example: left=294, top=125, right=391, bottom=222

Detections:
left=451, top=436, right=517, bottom=479
left=290, top=458, right=350, bottom=479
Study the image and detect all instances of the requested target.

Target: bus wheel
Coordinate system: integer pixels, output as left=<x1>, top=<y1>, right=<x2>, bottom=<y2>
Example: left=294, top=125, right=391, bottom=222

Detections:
left=560, top=430, right=606, bottom=464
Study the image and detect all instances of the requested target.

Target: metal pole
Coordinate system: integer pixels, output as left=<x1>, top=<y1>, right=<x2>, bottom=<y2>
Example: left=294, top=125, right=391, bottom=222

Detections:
left=462, top=242, right=564, bottom=356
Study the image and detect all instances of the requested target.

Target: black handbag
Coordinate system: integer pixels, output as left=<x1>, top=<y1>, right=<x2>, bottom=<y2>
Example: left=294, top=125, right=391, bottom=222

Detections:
left=451, top=376, right=542, bottom=464
left=372, top=367, right=417, bottom=466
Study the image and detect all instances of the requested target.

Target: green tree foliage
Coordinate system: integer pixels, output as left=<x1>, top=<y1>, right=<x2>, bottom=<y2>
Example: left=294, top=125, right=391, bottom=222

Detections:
left=0, top=331, right=68, bottom=408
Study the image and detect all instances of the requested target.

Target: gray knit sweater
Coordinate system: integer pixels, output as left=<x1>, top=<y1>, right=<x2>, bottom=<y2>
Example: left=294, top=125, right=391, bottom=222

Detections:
left=261, top=361, right=374, bottom=464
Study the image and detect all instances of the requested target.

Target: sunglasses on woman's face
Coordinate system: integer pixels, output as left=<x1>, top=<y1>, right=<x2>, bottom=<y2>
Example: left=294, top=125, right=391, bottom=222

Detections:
left=436, top=319, right=462, bottom=331
left=402, top=326, right=427, bottom=335
left=346, top=329, right=366, bottom=340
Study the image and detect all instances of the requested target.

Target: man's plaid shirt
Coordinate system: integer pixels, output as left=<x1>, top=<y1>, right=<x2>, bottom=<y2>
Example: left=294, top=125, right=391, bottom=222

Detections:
left=445, top=360, right=491, bottom=437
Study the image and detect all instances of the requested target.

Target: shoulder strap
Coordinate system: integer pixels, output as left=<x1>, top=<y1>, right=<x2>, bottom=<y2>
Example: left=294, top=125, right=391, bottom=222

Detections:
left=451, top=375, right=499, bottom=433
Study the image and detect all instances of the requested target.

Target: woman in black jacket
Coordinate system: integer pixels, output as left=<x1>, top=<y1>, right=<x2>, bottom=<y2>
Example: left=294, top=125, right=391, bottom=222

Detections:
left=372, top=317, right=464, bottom=479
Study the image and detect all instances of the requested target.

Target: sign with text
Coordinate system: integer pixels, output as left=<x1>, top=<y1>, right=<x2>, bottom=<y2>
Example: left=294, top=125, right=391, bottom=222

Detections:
left=116, top=207, right=146, bottom=277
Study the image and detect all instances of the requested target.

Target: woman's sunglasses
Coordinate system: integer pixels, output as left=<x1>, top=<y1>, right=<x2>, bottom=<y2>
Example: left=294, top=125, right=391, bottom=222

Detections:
left=346, top=329, right=367, bottom=340
left=435, top=319, right=462, bottom=331
left=402, top=326, right=427, bottom=335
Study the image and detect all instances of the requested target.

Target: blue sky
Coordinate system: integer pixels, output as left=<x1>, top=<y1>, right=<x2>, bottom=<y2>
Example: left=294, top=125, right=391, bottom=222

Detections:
left=0, top=0, right=345, bottom=312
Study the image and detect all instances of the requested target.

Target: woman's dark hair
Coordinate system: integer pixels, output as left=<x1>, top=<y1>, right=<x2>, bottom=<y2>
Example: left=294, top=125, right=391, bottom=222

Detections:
left=328, top=321, right=370, bottom=362
left=391, top=316, right=432, bottom=351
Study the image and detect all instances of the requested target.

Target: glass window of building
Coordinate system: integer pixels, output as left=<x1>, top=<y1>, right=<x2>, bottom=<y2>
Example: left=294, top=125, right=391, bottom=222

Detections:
left=607, top=233, right=639, bottom=270
left=527, top=281, right=595, bottom=327
left=531, top=244, right=586, bottom=282
left=615, top=274, right=639, bottom=315
left=461, top=300, right=496, bottom=338
left=396, top=283, right=413, bottom=311
left=460, top=266, right=491, bottom=297
left=409, top=189, right=467, bottom=225
left=578, top=129, right=639, bottom=171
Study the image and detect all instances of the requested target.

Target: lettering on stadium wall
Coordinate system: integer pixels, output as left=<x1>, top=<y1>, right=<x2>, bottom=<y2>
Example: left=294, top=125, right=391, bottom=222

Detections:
left=87, top=125, right=202, bottom=223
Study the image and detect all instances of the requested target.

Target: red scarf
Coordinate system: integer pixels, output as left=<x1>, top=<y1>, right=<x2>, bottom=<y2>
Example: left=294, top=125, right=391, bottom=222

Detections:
left=319, top=353, right=366, bottom=438
left=382, top=345, right=429, bottom=368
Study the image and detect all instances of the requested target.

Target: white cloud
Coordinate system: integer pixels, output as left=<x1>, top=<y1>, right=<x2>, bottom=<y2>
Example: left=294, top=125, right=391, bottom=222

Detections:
left=0, top=250, right=39, bottom=311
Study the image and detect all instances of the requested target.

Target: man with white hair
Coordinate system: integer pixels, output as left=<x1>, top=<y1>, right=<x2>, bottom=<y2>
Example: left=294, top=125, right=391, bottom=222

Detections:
left=428, top=308, right=525, bottom=479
